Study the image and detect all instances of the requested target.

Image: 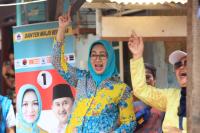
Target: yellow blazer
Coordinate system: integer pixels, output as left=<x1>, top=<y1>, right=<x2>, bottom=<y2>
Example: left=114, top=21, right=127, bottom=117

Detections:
left=130, top=58, right=187, bottom=133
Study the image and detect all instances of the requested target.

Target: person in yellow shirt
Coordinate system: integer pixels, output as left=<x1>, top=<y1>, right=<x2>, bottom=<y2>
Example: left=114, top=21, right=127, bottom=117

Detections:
left=128, top=33, right=187, bottom=133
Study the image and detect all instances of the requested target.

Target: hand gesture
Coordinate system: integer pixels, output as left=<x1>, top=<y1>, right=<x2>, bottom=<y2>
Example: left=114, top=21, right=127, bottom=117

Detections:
left=128, top=31, right=144, bottom=60
left=58, top=8, right=72, bottom=29
left=56, top=7, right=72, bottom=42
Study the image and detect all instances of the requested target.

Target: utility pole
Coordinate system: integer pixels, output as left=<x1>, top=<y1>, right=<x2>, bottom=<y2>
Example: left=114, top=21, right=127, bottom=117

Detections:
left=187, top=0, right=200, bottom=132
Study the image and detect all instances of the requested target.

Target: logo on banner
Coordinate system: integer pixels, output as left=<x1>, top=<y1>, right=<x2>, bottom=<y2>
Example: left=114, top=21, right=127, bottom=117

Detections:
left=41, top=57, right=46, bottom=64
left=15, top=32, right=23, bottom=42
left=22, top=59, right=28, bottom=65
left=15, top=53, right=75, bottom=70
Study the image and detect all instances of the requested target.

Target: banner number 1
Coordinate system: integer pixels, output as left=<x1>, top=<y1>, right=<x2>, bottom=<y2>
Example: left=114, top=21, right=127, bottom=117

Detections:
left=37, top=71, right=52, bottom=89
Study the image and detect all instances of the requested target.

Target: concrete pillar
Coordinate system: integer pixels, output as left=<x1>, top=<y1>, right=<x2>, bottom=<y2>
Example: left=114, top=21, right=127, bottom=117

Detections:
left=96, top=9, right=102, bottom=37
left=16, top=0, right=23, bottom=26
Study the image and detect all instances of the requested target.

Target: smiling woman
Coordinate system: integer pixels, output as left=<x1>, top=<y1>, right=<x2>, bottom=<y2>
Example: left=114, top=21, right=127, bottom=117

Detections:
left=22, top=90, right=39, bottom=123
left=51, top=13, right=137, bottom=132
left=88, top=41, right=117, bottom=85
left=16, top=84, right=47, bottom=133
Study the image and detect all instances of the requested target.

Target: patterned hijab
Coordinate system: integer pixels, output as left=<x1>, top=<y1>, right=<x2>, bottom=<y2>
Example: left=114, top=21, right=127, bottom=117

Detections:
left=16, top=84, right=42, bottom=133
left=88, top=40, right=118, bottom=87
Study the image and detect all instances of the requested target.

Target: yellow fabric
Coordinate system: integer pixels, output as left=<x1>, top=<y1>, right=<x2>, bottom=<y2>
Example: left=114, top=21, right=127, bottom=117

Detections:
left=130, top=58, right=187, bottom=133
left=52, top=39, right=68, bottom=72
left=60, top=44, right=68, bottom=72
left=65, top=84, right=136, bottom=132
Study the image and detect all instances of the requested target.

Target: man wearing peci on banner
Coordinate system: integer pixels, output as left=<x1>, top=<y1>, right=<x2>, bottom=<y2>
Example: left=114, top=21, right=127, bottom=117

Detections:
left=50, top=84, right=74, bottom=133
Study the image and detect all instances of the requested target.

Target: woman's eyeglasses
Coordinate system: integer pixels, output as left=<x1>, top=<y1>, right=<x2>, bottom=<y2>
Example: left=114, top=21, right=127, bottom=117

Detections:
left=90, top=53, right=107, bottom=60
left=174, top=60, right=187, bottom=70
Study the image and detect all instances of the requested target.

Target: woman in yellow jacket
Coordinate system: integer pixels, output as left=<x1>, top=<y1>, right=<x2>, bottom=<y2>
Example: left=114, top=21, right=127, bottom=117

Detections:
left=52, top=13, right=136, bottom=132
left=128, top=33, right=187, bottom=133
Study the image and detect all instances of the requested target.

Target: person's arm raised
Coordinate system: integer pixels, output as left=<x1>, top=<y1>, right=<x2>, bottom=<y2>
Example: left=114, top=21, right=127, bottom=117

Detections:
left=128, top=33, right=167, bottom=111
left=52, top=11, right=88, bottom=88
left=128, top=32, right=144, bottom=60
left=56, top=14, right=71, bottom=43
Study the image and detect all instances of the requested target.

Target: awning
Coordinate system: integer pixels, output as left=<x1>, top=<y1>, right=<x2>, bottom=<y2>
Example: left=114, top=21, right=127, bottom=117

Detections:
left=86, top=0, right=187, bottom=4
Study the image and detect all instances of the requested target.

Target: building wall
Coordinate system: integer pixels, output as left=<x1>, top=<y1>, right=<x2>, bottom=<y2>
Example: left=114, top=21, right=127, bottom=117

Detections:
left=74, top=34, right=100, bottom=70
left=144, top=41, right=179, bottom=88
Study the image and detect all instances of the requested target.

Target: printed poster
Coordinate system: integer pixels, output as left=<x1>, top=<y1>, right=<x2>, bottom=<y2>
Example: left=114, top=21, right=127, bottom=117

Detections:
left=13, top=21, right=76, bottom=132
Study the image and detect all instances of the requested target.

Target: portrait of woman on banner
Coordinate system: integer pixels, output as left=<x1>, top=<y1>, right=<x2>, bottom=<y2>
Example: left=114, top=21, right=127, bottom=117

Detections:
left=16, top=84, right=47, bottom=133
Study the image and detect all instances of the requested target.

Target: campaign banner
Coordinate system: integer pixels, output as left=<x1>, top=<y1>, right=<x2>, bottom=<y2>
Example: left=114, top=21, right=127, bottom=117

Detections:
left=13, top=21, right=75, bottom=109
left=13, top=22, right=76, bottom=132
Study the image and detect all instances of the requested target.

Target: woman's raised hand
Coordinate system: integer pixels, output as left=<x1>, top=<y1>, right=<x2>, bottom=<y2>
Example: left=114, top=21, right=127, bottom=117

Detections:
left=58, top=15, right=71, bottom=29
left=128, top=31, right=144, bottom=60
left=56, top=8, right=72, bottom=42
